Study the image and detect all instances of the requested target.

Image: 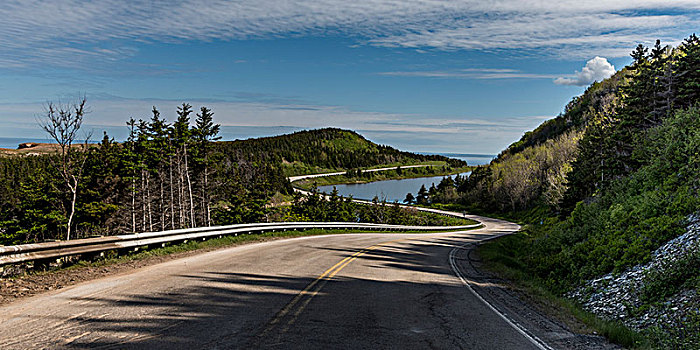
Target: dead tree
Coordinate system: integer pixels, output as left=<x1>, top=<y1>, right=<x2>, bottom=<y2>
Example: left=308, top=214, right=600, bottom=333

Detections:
left=39, top=97, right=91, bottom=241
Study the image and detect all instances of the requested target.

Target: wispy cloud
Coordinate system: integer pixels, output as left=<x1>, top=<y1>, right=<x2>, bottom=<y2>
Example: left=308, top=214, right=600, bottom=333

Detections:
left=0, top=1, right=698, bottom=69
left=369, top=12, right=691, bottom=58
left=378, top=68, right=559, bottom=80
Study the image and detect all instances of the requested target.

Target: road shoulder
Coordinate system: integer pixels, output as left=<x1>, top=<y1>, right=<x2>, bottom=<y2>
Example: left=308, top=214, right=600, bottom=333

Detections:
left=454, top=241, right=621, bottom=349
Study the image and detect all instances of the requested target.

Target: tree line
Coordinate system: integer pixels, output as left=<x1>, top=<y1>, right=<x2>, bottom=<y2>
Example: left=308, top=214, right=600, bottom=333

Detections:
left=122, top=103, right=221, bottom=233
left=0, top=103, right=228, bottom=244
left=281, top=186, right=472, bottom=227
left=0, top=116, right=450, bottom=245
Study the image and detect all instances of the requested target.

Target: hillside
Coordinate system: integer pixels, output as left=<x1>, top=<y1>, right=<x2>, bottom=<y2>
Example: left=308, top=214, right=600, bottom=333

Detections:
left=215, top=128, right=464, bottom=176
left=425, top=35, right=700, bottom=347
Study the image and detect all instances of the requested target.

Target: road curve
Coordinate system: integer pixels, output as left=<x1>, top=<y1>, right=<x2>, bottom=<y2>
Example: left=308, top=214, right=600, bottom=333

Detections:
left=0, top=169, right=540, bottom=349
left=287, top=164, right=432, bottom=183
left=0, top=214, right=542, bottom=349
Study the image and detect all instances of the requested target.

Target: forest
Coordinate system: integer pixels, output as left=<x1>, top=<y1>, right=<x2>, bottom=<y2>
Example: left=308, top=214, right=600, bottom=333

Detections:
left=0, top=106, right=458, bottom=246
left=416, top=34, right=700, bottom=346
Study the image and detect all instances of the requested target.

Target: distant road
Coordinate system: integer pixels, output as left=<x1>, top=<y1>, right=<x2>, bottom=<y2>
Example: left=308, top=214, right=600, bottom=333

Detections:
left=0, top=170, right=566, bottom=349
left=287, top=164, right=432, bottom=183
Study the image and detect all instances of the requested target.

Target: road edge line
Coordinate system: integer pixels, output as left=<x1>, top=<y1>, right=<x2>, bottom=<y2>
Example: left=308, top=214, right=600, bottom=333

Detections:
left=448, top=240, right=554, bottom=350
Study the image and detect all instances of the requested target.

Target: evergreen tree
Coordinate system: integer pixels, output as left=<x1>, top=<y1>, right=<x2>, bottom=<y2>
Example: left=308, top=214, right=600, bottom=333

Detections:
left=173, top=103, right=196, bottom=228
left=677, top=34, right=700, bottom=108
left=193, top=106, right=221, bottom=226
left=416, top=185, right=428, bottom=204
left=403, top=192, right=415, bottom=204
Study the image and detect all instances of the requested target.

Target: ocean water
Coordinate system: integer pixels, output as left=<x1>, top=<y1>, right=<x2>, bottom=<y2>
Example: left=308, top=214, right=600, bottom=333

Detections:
left=416, top=152, right=494, bottom=166
left=436, top=153, right=495, bottom=166
left=437, top=153, right=495, bottom=166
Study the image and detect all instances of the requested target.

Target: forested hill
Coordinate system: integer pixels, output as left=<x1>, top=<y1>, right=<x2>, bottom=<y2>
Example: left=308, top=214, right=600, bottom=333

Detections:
left=441, top=35, right=700, bottom=217
left=215, top=128, right=464, bottom=176
left=425, top=34, right=700, bottom=345
left=459, top=68, right=627, bottom=212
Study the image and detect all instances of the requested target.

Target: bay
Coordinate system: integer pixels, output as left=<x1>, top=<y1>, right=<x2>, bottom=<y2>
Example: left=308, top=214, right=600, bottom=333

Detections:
left=318, top=172, right=470, bottom=203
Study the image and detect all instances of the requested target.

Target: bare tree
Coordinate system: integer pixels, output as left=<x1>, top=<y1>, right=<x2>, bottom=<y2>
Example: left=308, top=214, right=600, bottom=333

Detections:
left=39, top=96, right=91, bottom=241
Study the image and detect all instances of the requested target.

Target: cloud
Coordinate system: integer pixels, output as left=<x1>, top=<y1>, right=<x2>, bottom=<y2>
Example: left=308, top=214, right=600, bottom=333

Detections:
left=369, top=12, right=690, bottom=58
left=0, top=1, right=698, bottom=68
left=554, top=57, right=616, bottom=86
left=378, top=68, right=559, bottom=79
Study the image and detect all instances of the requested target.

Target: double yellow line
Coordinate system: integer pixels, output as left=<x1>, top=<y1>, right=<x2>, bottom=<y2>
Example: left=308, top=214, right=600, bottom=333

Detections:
left=258, top=238, right=410, bottom=339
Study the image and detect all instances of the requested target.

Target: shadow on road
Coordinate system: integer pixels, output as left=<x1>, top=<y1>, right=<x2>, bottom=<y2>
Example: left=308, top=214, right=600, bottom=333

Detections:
left=36, top=233, right=539, bottom=349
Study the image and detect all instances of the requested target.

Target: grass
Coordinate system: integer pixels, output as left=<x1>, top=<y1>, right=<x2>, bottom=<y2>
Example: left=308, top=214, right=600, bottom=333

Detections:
left=477, top=232, right=650, bottom=349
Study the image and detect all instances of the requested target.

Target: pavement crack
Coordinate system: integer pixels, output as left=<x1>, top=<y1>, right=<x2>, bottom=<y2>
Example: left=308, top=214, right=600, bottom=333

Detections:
left=423, top=286, right=467, bottom=349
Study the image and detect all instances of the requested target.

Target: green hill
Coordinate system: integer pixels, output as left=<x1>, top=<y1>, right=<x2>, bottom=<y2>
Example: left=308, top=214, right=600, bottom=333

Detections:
left=216, top=128, right=464, bottom=176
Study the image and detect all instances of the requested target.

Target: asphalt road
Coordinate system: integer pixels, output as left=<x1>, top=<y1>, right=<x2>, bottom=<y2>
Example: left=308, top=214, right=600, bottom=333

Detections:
left=287, top=164, right=432, bottom=183
left=0, top=213, right=547, bottom=349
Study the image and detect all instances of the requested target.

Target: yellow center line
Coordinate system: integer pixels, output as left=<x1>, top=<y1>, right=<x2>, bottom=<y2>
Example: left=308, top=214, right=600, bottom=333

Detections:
left=282, top=245, right=375, bottom=331
left=257, top=249, right=366, bottom=337
left=267, top=237, right=413, bottom=336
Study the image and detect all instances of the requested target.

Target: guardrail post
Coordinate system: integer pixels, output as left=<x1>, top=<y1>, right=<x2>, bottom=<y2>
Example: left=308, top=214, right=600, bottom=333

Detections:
left=32, top=258, right=55, bottom=271
left=83, top=251, right=106, bottom=262
left=148, top=243, right=167, bottom=250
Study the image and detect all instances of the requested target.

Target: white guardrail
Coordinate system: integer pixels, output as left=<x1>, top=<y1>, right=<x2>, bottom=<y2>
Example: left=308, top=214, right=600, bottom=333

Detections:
left=0, top=221, right=480, bottom=266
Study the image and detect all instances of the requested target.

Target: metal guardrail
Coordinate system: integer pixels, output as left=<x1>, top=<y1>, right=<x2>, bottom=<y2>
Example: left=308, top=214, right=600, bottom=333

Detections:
left=0, top=221, right=481, bottom=266
left=0, top=168, right=480, bottom=267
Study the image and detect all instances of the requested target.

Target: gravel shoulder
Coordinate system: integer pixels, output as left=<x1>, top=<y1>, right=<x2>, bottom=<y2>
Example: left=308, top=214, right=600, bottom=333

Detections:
left=462, top=243, right=622, bottom=349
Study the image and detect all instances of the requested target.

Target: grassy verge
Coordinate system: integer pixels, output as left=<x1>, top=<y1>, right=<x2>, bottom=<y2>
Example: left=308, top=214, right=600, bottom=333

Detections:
left=293, top=165, right=472, bottom=190
left=477, top=232, right=649, bottom=349
left=403, top=209, right=479, bottom=226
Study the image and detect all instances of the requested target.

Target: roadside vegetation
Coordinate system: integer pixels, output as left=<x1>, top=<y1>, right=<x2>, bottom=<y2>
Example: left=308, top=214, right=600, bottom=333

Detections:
left=413, top=34, right=700, bottom=348
left=477, top=232, right=649, bottom=349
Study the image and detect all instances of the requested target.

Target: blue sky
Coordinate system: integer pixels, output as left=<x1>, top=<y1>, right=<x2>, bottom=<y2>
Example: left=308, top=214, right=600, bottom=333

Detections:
left=0, top=1, right=698, bottom=153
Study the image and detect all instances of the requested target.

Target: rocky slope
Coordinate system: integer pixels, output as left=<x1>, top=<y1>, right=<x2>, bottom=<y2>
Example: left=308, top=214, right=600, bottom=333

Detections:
left=569, top=215, right=700, bottom=333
